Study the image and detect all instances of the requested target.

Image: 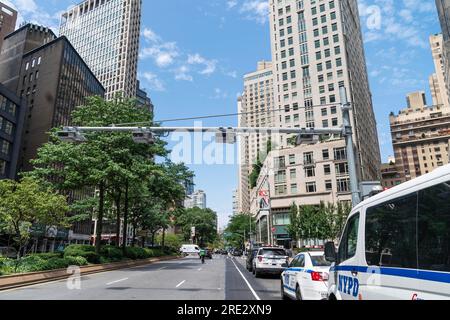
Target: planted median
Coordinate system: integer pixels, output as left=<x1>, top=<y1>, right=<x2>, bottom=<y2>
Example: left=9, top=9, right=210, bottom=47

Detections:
left=0, top=245, right=178, bottom=276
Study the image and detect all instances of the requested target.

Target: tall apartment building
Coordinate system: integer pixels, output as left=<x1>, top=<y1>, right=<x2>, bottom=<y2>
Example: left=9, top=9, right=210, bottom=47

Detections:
left=0, top=24, right=56, bottom=91
left=429, top=34, right=450, bottom=108
left=390, top=91, right=450, bottom=181
left=60, top=0, right=142, bottom=100
left=0, top=1, right=17, bottom=51
left=232, top=189, right=240, bottom=215
left=184, top=190, right=207, bottom=210
left=246, top=0, right=381, bottom=245
left=0, top=83, right=25, bottom=180
left=436, top=0, right=450, bottom=106
left=269, top=0, right=380, bottom=181
left=237, top=61, right=275, bottom=213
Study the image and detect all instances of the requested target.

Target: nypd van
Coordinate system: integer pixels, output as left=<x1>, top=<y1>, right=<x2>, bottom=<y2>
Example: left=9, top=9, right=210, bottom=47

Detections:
left=325, top=164, right=450, bottom=300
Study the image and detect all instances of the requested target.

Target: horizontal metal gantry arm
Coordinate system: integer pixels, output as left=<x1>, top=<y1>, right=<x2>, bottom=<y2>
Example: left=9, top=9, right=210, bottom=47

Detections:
left=62, top=126, right=345, bottom=135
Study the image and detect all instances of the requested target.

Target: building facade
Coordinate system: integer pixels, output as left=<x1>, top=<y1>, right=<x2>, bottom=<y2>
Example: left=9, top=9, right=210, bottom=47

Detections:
left=60, top=0, right=142, bottom=100
left=390, top=91, right=450, bottom=181
left=15, top=36, right=105, bottom=172
left=232, top=189, right=240, bottom=215
left=184, top=190, right=207, bottom=210
left=269, top=0, right=380, bottom=182
left=237, top=61, right=275, bottom=213
left=0, top=1, right=17, bottom=51
left=429, top=34, right=449, bottom=108
left=136, top=80, right=154, bottom=114
left=246, top=0, right=381, bottom=245
left=0, top=24, right=56, bottom=92
left=436, top=0, right=450, bottom=107
left=0, top=83, right=25, bottom=180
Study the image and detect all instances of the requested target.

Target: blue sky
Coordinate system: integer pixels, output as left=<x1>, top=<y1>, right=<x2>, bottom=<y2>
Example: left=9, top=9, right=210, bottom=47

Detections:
left=4, top=0, right=442, bottom=228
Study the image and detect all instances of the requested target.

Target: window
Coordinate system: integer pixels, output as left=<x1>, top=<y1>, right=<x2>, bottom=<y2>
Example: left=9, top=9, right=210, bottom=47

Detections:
left=305, top=167, right=315, bottom=177
left=275, top=185, right=287, bottom=195
left=365, top=194, right=418, bottom=269
left=337, top=178, right=350, bottom=192
left=291, top=184, right=298, bottom=194
left=0, top=159, right=6, bottom=176
left=274, top=213, right=290, bottom=225
left=324, top=164, right=331, bottom=175
left=323, top=149, right=330, bottom=160
left=306, top=182, right=317, bottom=193
left=334, top=147, right=347, bottom=160
left=289, top=154, right=296, bottom=165
left=275, top=170, right=287, bottom=184
left=338, top=213, right=360, bottom=262
left=290, top=169, right=296, bottom=180
left=335, top=163, right=349, bottom=176
left=325, top=180, right=333, bottom=191
left=417, top=182, right=450, bottom=272
left=304, top=152, right=314, bottom=165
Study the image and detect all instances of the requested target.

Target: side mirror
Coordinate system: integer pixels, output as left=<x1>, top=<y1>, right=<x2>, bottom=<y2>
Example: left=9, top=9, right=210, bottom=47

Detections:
left=324, top=241, right=337, bottom=263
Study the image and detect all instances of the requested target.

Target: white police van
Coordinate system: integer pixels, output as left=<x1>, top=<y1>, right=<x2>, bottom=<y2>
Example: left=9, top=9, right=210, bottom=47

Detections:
left=325, top=164, right=450, bottom=300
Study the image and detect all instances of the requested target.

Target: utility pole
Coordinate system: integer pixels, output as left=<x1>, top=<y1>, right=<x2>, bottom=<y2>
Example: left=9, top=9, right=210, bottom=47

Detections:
left=340, top=86, right=361, bottom=206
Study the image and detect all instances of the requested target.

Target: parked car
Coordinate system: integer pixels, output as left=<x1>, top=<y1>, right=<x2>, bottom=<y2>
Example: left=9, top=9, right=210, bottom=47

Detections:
left=281, top=251, right=331, bottom=300
left=253, top=247, right=289, bottom=278
left=246, top=249, right=259, bottom=272
left=232, top=249, right=243, bottom=257
left=0, top=247, right=17, bottom=259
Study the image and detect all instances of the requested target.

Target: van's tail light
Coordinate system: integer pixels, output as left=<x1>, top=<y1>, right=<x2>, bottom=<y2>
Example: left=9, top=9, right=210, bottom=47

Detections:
left=311, top=271, right=325, bottom=281
left=258, top=256, right=263, bottom=262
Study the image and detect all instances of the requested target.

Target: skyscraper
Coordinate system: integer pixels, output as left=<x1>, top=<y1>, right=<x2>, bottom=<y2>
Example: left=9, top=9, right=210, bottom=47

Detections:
left=269, top=0, right=380, bottom=182
left=429, top=34, right=450, bottom=108
left=60, top=0, right=142, bottom=100
left=436, top=0, right=450, bottom=107
left=0, top=1, right=17, bottom=51
left=237, top=61, right=275, bottom=213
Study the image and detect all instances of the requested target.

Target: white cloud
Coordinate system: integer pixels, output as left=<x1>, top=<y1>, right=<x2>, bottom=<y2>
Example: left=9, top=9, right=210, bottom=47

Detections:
left=187, top=53, right=217, bottom=75
left=227, top=0, right=238, bottom=9
left=140, top=72, right=165, bottom=92
left=239, top=0, right=269, bottom=24
left=140, top=40, right=179, bottom=68
left=6, top=0, right=61, bottom=33
left=174, top=65, right=194, bottom=82
left=211, top=88, right=229, bottom=99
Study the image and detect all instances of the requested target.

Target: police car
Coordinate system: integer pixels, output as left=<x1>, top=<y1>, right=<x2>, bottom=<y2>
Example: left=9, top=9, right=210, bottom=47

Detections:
left=281, top=251, right=331, bottom=300
left=325, top=164, right=450, bottom=300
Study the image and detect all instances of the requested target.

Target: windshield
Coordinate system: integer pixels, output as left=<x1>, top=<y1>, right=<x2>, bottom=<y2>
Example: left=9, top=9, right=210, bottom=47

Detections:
left=310, top=255, right=332, bottom=267
left=261, top=249, right=286, bottom=256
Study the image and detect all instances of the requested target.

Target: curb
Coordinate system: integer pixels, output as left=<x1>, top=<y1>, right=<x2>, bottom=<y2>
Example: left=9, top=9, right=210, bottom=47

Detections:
left=0, top=255, right=180, bottom=291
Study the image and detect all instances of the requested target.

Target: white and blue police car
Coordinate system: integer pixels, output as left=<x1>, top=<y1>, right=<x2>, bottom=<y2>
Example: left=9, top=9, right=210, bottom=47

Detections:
left=325, top=164, right=450, bottom=300
left=281, top=251, right=331, bottom=300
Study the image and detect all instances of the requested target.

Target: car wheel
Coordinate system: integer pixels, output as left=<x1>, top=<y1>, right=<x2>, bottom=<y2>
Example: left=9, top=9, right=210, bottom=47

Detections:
left=281, top=281, right=289, bottom=300
left=295, top=285, right=303, bottom=301
left=254, top=268, right=261, bottom=278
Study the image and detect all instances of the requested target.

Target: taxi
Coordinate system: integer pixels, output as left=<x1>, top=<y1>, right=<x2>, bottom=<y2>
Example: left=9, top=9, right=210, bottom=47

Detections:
left=281, top=251, right=331, bottom=300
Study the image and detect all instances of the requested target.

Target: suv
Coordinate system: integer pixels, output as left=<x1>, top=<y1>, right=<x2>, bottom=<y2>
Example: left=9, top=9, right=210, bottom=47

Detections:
left=253, top=247, right=289, bottom=277
left=246, top=249, right=259, bottom=272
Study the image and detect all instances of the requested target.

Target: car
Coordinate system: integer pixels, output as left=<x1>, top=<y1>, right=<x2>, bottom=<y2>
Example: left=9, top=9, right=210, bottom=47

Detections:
left=221, top=249, right=228, bottom=255
left=0, top=247, right=17, bottom=259
left=281, top=251, right=331, bottom=300
left=180, top=244, right=200, bottom=257
left=252, top=247, right=289, bottom=278
left=325, top=164, right=450, bottom=300
left=232, top=249, right=243, bottom=257
left=246, top=249, right=259, bottom=272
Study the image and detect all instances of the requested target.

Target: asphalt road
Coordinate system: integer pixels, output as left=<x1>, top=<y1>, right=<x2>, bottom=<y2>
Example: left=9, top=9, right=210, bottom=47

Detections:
left=0, top=255, right=282, bottom=300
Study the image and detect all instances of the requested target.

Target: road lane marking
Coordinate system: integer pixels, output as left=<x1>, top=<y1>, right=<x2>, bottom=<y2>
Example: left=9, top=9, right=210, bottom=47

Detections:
left=106, top=278, right=129, bottom=286
left=158, top=267, right=167, bottom=271
left=176, top=280, right=186, bottom=288
left=230, top=258, right=261, bottom=301
left=198, top=268, right=202, bottom=271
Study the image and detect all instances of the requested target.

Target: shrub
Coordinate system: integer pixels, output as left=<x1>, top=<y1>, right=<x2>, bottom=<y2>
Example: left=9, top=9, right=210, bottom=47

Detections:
left=155, top=234, right=183, bottom=252
left=100, top=246, right=124, bottom=262
left=65, top=256, right=88, bottom=266
left=125, top=247, right=150, bottom=260
left=64, top=245, right=99, bottom=264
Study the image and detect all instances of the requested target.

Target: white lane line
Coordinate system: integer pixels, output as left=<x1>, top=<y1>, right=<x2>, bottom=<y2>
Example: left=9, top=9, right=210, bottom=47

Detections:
left=106, top=278, right=129, bottom=286
left=230, top=258, right=261, bottom=301
left=158, top=267, right=167, bottom=271
left=176, top=280, right=186, bottom=288
left=197, top=268, right=202, bottom=271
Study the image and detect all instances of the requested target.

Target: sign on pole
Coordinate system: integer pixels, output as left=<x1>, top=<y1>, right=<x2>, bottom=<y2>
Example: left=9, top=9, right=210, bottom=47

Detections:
left=191, top=227, right=196, bottom=238
left=258, top=190, right=271, bottom=211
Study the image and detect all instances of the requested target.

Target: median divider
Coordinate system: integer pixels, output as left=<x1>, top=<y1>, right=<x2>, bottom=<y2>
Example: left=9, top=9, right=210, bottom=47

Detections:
left=0, top=255, right=180, bottom=291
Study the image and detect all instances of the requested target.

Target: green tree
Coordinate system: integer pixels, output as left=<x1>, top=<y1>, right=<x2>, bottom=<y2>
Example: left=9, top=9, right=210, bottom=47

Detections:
left=286, top=203, right=300, bottom=245
left=0, top=177, right=68, bottom=258
left=224, top=213, right=256, bottom=249
left=176, top=207, right=218, bottom=246
left=29, top=95, right=167, bottom=255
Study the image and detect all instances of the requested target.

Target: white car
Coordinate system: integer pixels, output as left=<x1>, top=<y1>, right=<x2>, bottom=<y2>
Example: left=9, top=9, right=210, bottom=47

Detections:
left=253, top=247, right=289, bottom=277
left=281, top=251, right=331, bottom=300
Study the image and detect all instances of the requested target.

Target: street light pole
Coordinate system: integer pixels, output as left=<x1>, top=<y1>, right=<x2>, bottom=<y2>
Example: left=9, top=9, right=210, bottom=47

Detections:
left=340, top=86, right=361, bottom=206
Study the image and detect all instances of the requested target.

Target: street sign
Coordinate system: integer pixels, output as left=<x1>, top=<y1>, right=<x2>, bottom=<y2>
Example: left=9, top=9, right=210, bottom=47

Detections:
left=191, top=227, right=196, bottom=238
